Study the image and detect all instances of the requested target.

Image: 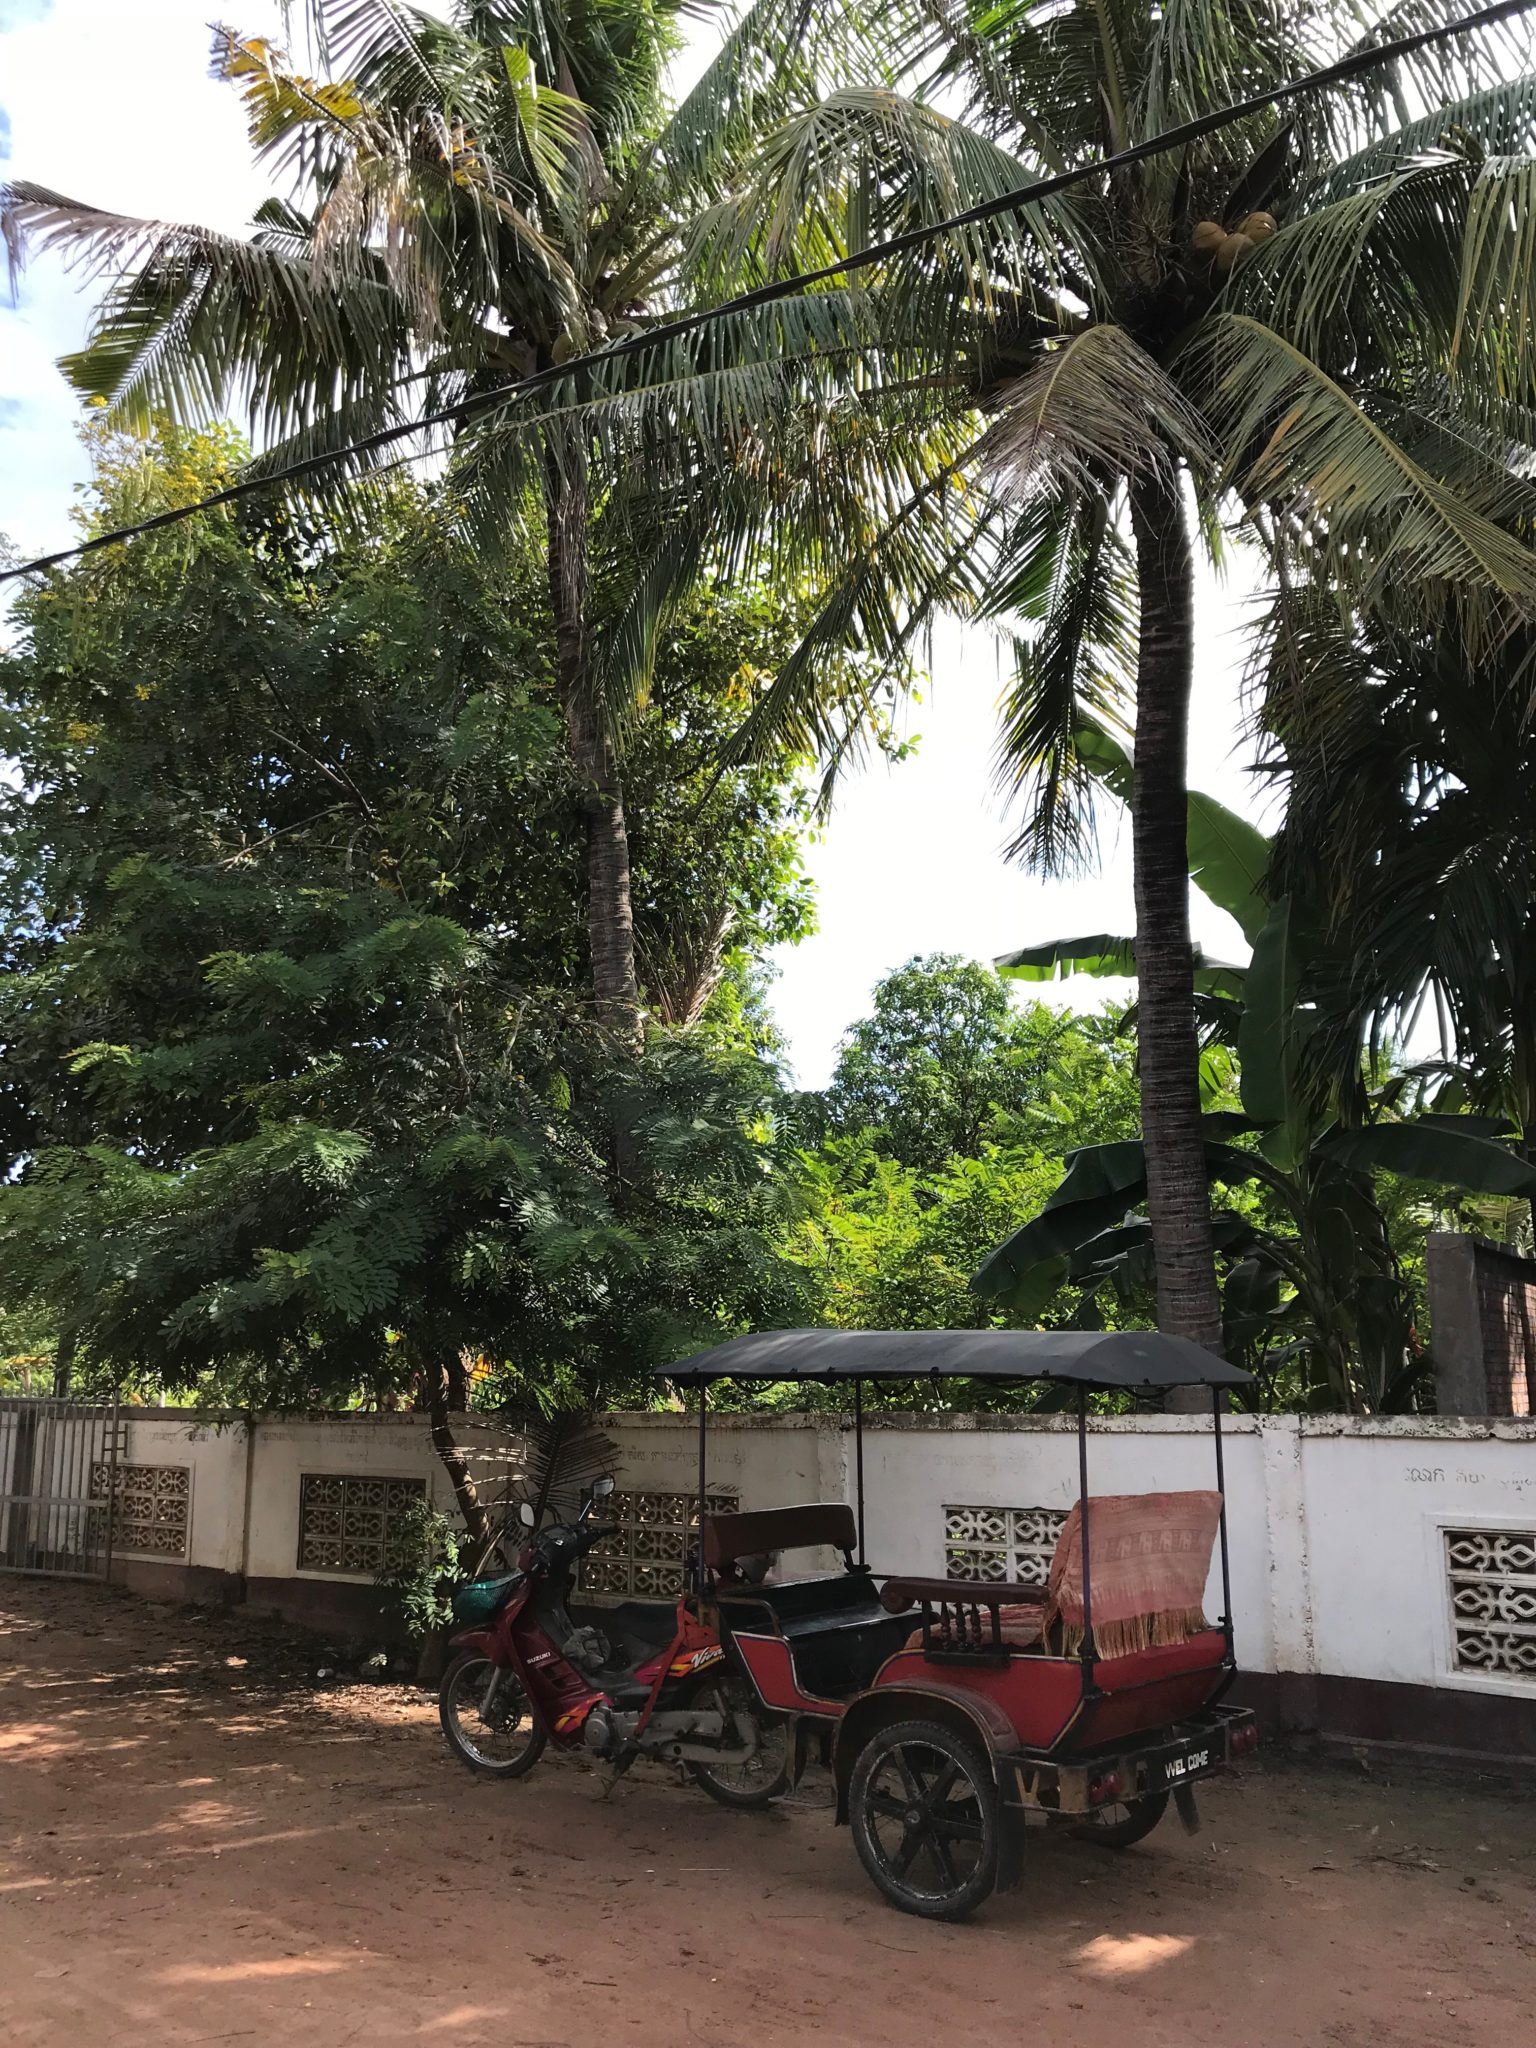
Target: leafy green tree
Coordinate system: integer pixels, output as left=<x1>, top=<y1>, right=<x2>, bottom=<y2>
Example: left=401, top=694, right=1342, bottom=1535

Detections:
left=786, top=989, right=1143, bottom=1370
left=0, top=429, right=815, bottom=1510
left=824, top=953, right=1138, bottom=1173
left=985, top=739, right=1536, bottom=1410
left=0, top=1304, right=58, bottom=1397
left=623, top=586, right=820, bottom=1029
left=705, top=0, right=1536, bottom=1357
left=1, top=0, right=871, bottom=1041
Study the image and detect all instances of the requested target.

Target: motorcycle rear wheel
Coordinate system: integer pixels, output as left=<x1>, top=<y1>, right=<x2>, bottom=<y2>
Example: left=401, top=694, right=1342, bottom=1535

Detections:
left=685, top=1674, right=791, bottom=1810
left=439, top=1651, right=547, bottom=1778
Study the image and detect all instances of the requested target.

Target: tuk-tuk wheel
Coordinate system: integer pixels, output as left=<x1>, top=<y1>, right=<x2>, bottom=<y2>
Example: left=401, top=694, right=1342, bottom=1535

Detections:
left=848, top=1718, right=1000, bottom=1921
left=1070, top=1790, right=1169, bottom=1848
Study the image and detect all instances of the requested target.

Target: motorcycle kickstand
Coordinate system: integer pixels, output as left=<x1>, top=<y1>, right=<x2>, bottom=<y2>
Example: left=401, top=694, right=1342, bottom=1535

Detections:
left=597, top=1751, right=637, bottom=1801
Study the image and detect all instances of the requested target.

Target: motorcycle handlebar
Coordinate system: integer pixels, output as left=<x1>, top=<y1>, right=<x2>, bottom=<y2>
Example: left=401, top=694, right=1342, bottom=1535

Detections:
left=528, top=1521, right=620, bottom=1575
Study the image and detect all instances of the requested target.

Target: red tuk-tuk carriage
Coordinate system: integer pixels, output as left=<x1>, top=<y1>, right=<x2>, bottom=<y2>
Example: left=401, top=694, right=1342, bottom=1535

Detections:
left=442, top=1327, right=1257, bottom=1921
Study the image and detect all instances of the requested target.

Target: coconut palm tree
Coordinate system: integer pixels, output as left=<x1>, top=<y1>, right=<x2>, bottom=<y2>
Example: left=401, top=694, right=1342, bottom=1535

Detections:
left=694, top=0, right=1536, bottom=1353
left=1260, top=583, right=1536, bottom=1168
left=1, top=0, right=895, bottom=1046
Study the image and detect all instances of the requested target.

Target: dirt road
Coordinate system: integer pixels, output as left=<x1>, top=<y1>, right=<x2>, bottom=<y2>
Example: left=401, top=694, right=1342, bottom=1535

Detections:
left=2, top=1577, right=1533, bottom=2047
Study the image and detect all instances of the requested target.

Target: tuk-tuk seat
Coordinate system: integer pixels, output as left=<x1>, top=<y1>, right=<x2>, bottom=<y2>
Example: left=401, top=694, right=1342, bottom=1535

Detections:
left=1046, top=1490, right=1222, bottom=1659
left=703, top=1502, right=858, bottom=1577
left=706, top=1505, right=921, bottom=1696
left=878, top=1491, right=1223, bottom=1665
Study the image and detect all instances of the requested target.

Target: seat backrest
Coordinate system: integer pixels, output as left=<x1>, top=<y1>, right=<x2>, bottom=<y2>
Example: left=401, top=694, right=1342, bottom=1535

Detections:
left=702, top=1502, right=857, bottom=1572
left=1045, top=1490, right=1222, bottom=1659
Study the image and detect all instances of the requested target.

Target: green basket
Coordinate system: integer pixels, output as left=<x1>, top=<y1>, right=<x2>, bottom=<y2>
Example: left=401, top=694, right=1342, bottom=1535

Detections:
left=452, top=1574, right=517, bottom=1625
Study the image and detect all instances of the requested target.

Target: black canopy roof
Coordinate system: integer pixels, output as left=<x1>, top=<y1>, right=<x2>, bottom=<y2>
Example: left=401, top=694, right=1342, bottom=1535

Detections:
left=659, top=1328, right=1254, bottom=1391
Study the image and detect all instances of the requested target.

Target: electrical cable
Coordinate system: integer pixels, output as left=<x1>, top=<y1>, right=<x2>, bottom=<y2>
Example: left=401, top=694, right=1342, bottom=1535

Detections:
left=3, top=0, right=1532, bottom=586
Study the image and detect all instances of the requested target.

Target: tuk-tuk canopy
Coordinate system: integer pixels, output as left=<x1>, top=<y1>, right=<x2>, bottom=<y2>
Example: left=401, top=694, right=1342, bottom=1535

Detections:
left=658, top=1328, right=1254, bottom=1391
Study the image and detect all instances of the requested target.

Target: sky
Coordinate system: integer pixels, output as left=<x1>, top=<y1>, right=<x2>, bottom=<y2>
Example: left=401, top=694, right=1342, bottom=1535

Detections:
left=0, top=0, right=1279, bottom=1087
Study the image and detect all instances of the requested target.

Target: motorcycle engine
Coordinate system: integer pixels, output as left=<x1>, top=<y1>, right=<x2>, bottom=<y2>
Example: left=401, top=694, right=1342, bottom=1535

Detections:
left=583, top=1705, right=616, bottom=1755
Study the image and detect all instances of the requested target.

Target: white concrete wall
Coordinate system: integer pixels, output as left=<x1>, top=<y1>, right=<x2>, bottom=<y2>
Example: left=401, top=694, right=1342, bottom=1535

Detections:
left=593, top=1412, right=1536, bottom=1708
left=121, top=1414, right=248, bottom=1576
left=242, top=1416, right=448, bottom=1584
left=95, top=1405, right=1536, bottom=1710
left=1291, top=1417, right=1536, bottom=1708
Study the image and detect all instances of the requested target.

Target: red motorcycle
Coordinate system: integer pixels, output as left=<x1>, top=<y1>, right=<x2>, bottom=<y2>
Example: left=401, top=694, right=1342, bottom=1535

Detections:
left=438, top=1478, right=791, bottom=1808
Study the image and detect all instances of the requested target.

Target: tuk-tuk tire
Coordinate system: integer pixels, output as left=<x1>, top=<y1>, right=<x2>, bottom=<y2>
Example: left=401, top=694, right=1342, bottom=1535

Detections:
left=1070, top=1790, right=1169, bottom=1848
left=848, top=1717, right=1002, bottom=1922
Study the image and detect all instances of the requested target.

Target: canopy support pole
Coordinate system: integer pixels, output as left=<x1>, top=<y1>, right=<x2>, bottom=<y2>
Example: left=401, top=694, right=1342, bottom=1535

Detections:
left=1077, top=1386, right=1095, bottom=1665
left=853, top=1375, right=866, bottom=1568
left=694, top=1381, right=709, bottom=1598
left=1211, top=1385, right=1233, bottom=1653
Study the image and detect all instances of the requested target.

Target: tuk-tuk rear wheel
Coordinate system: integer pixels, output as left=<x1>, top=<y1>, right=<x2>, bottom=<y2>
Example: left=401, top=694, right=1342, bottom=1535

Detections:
left=1070, top=1790, right=1169, bottom=1848
left=848, top=1718, right=1001, bottom=1921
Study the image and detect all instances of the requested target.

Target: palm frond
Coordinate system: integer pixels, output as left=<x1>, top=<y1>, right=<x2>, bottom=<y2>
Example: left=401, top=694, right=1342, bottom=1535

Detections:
left=1453, top=155, right=1536, bottom=412
left=1306, top=73, right=1536, bottom=202
left=1137, top=0, right=1319, bottom=142
left=981, top=322, right=1215, bottom=500
left=684, top=84, right=1097, bottom=321
left=1231, top=149, right=1475, bottom=377
left=1319, top=0, right=1536, bottom=147
left=557, top=388, right=987, bottom=787
left=588, top=491, right=712, bottom=717
left=991, top=487, right=1138, bottom=873
left=654, top=0, right=853, bottom=193
left=1189, top=312, right=1536, bottom=614
left=0, top=182, right=410, bottom=437
left=918, top=0, right=1129, bottom=162
left=289, top=0, right=450, bottom=102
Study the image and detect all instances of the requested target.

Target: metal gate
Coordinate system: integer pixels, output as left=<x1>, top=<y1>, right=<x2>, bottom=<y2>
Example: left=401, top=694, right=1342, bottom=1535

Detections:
left=0, top=1398, right=123, bottom=1577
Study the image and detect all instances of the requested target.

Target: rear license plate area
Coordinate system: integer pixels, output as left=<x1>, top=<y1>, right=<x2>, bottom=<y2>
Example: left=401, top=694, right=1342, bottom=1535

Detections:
left=1150, top=1736, right=1215, bottom=1793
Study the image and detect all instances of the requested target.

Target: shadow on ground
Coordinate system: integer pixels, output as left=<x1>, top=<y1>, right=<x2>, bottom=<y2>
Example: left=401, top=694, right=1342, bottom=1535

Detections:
left=3, top=1577, right=1534, bottom=2048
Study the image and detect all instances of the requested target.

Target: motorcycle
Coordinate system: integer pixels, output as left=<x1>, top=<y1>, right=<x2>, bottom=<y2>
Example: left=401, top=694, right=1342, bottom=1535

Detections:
left=438, top=1477, right=790, bottom=1808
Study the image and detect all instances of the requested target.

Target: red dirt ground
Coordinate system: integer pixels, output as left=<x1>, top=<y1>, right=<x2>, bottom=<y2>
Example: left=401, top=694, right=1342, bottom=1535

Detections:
left=2, top=1577, right=1534, bottom=2047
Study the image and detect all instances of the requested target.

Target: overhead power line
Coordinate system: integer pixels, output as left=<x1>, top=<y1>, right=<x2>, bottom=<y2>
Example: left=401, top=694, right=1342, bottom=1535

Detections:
left=3, top=0, right=1533, bottom=587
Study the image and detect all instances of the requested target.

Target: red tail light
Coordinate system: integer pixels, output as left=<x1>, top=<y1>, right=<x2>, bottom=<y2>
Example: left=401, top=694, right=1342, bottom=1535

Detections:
left=1087, top=1769, right=1124, bottom=1805
left=1230, top=1723, right=1259, bottom=1756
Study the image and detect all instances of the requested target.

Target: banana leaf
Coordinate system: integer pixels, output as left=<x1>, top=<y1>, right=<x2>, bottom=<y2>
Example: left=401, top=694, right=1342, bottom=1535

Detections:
left=1074, top=720, right=1272, bottom=943
left=1318, top=1123, right=1536, bottom=1197
left=972, top=1140, right=1273, bottom=1306
left=997, top=932, right=1247, bottom=999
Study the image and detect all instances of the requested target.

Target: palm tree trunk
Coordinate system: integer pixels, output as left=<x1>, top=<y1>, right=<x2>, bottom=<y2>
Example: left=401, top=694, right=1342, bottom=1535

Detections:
left=1128, top=467, right=1225, bottom=1383
left=544, top=444, right=641, bottom=1048
left=422, top=1359, right=490, bottom=1548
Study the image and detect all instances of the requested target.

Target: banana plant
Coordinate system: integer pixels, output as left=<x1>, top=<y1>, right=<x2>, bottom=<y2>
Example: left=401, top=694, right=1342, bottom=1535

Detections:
left=978, top=725, right=1536, bottom=1411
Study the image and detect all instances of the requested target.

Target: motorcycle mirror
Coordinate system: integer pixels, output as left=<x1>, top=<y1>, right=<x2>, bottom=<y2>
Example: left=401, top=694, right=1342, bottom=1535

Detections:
left=519, top=1501, right=537, bottom=1530
left=591, top=1475, right=615, bottom=1500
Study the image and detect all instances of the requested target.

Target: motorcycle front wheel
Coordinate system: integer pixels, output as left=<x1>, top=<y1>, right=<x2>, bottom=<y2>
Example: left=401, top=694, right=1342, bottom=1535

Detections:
left=439, top=1651, right=547, bottom=1778
left=685, top=1673, right=792, bottom=1810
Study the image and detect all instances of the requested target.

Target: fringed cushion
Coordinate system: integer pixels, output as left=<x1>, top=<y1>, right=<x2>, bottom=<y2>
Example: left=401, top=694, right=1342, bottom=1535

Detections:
left=1046, top=1491, right=1222, bottom=1659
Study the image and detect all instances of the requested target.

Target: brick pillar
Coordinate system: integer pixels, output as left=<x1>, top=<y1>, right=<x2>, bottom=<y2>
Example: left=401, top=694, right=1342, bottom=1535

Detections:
left=1429, top=1231, right=1536, bottom=1416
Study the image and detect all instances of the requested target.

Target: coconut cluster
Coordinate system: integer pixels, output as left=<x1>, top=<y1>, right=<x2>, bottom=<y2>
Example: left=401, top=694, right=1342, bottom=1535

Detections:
left=1190, top=211, right=1276, bottom=273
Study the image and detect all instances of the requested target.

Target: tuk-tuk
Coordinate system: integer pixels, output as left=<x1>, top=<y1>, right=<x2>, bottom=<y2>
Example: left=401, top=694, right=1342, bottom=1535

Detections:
left=664, top=1327, right=1258, bottom=1920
